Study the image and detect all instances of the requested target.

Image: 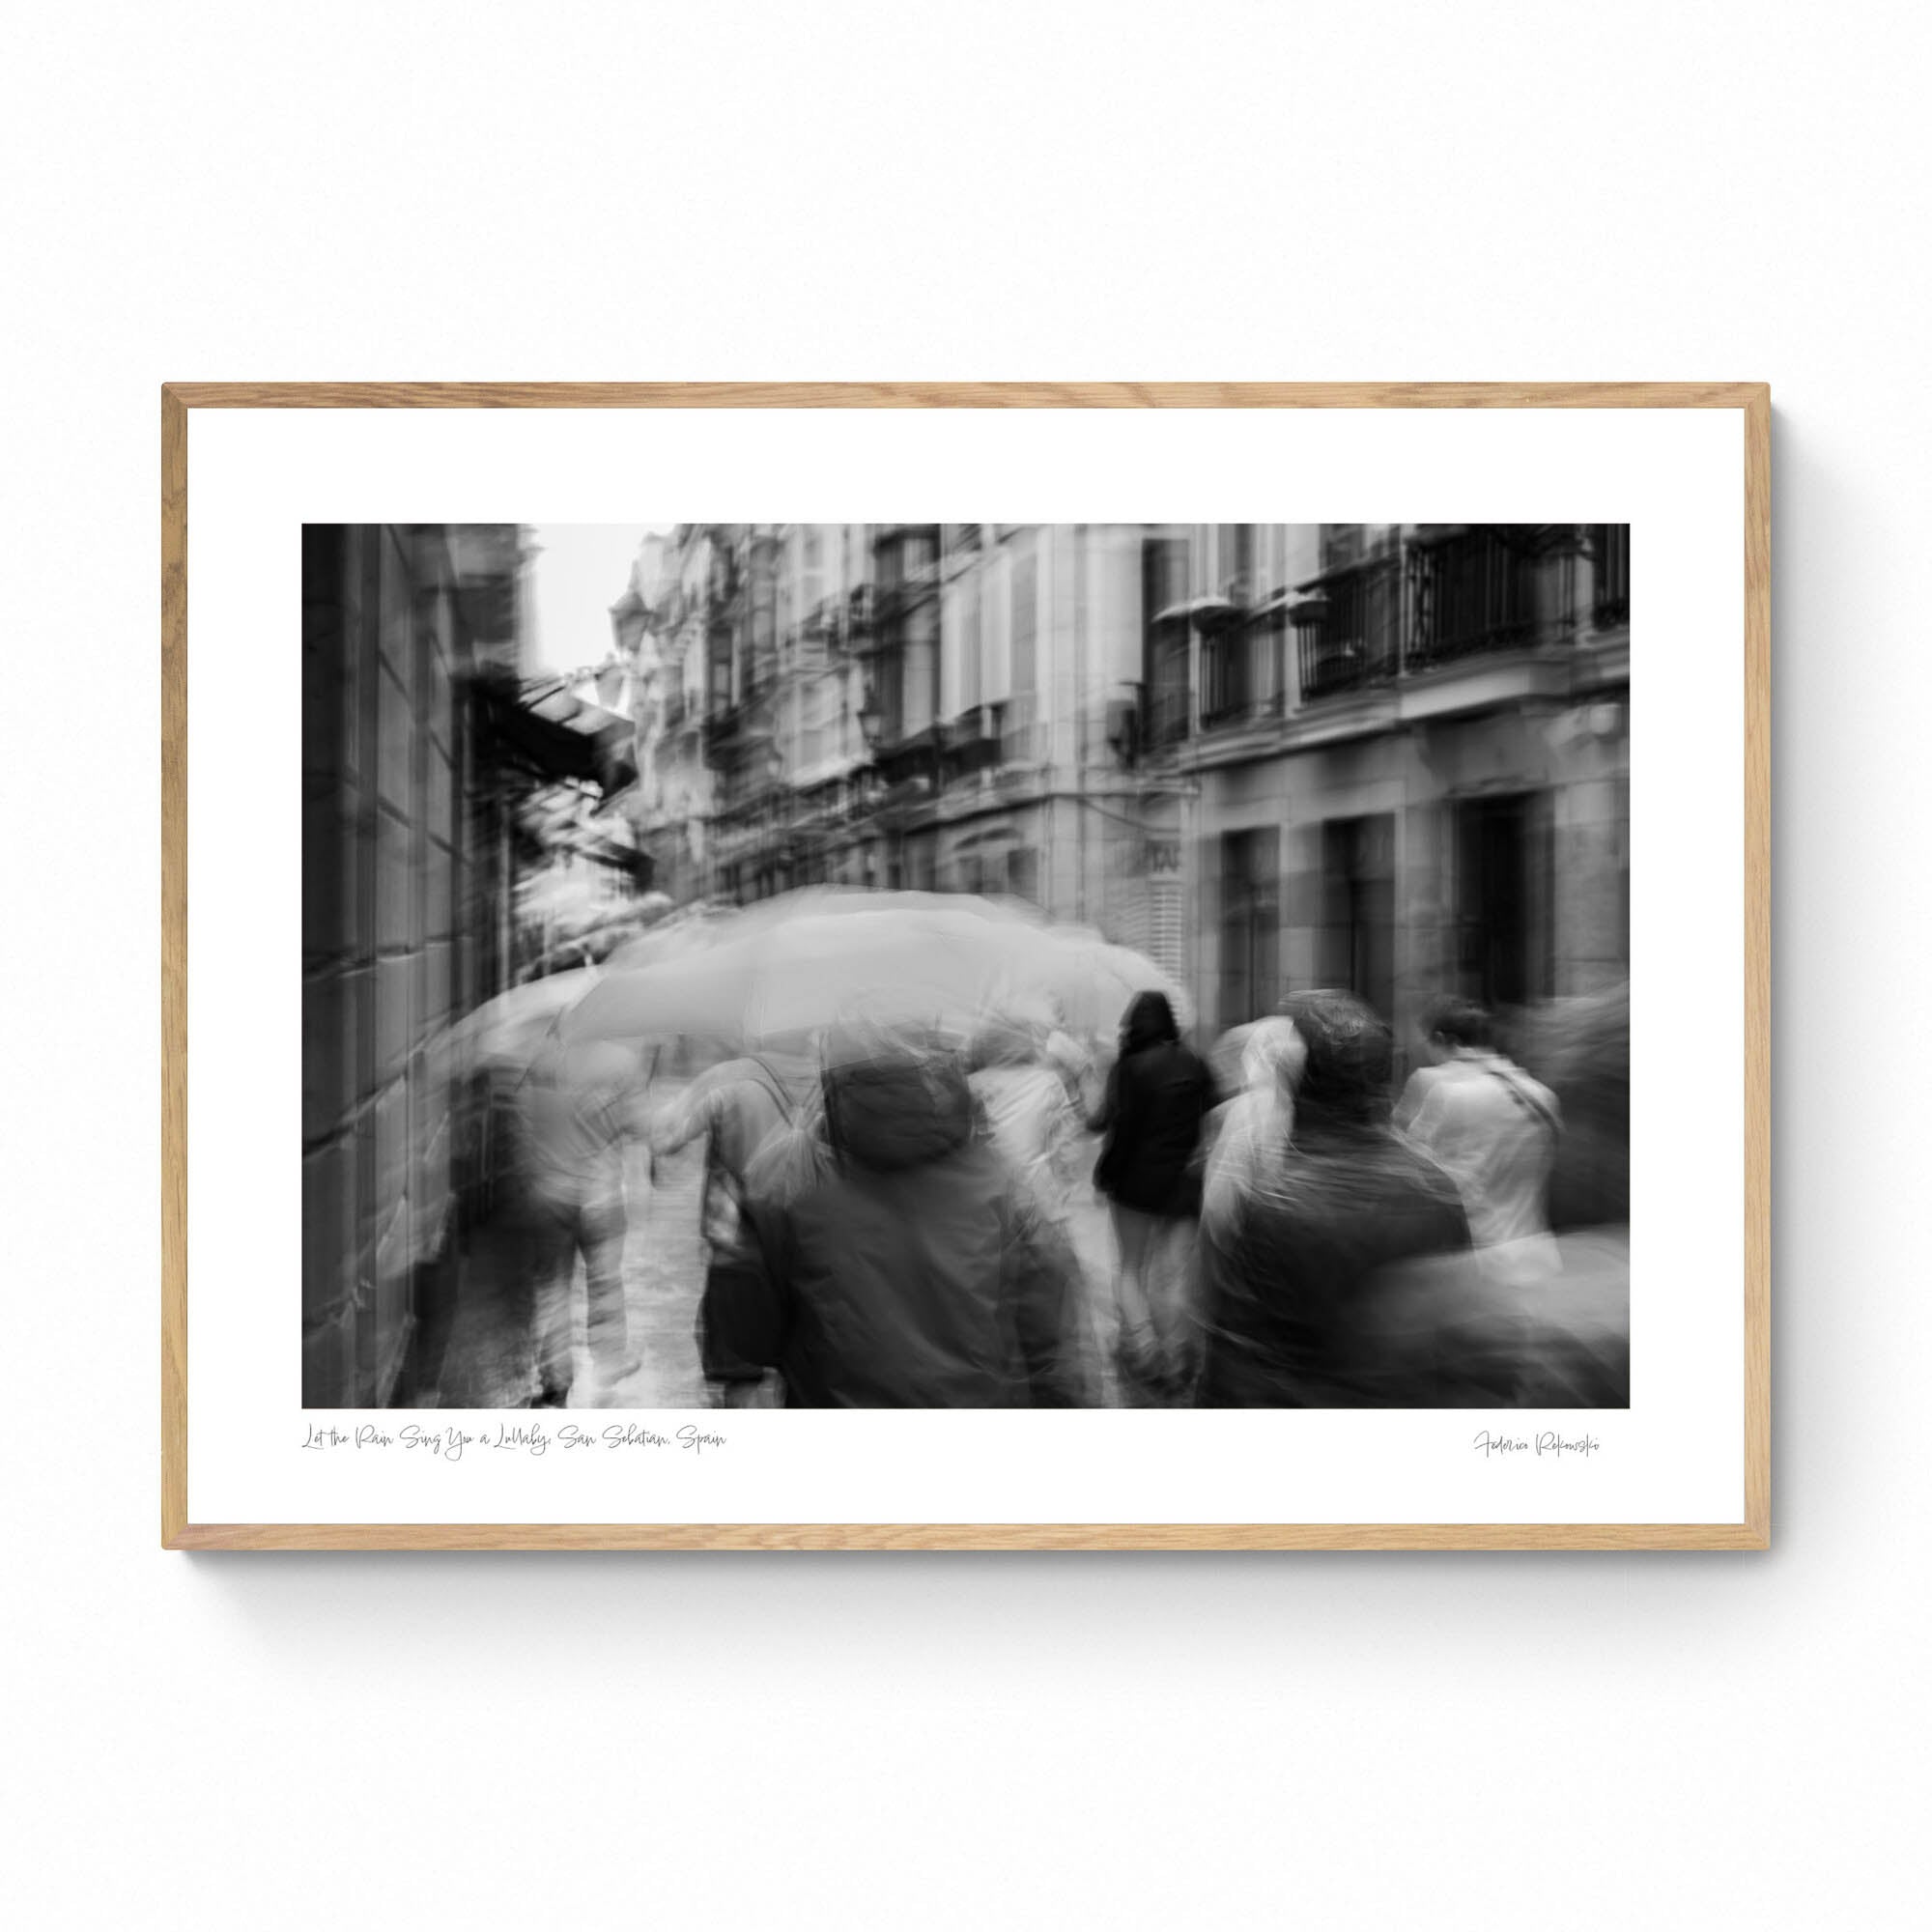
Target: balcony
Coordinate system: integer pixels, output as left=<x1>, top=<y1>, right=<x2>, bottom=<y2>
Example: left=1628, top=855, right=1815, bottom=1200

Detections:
left=1200, top=610, right=1288, bottom=730
left=941, top=703, right=1005, bottom=781
left=790, top=604, right=837, bottom=672
left=1291, top=555, right=1403, bottom=699
left=1592, top=523, right=1630, bottom=626
left=1404, top=526, right=1537, bottom=671
left=873, top=526, right=942, bottom=619
left=701, top=702, right=743, bottom=767
left=1143, top=629, right=1192, bottom=751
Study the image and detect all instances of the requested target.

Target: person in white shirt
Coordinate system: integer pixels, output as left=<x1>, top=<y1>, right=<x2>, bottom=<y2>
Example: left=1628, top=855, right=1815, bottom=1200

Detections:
left=1399, top=997, right=1561, bottom=1285
left=516, top=1032, right=646, bottom=1406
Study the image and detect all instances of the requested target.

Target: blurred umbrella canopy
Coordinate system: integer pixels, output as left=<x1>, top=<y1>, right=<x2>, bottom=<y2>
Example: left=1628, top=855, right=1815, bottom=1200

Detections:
left=428, top=967, right=602, bottom=1080
left=1039, top=932, right=1193, bottom=1039
left=558, top=891, right=1180, bottom=1053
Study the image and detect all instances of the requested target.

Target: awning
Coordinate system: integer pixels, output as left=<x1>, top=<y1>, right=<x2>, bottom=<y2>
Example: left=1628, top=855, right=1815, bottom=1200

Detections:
left=474, top=673, right=638, bottom=793
left=1151, top=593, right=1242, bottom=632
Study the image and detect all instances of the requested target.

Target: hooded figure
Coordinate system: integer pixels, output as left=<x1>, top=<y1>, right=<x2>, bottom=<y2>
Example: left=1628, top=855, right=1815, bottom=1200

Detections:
left=1196, top=989, right=1471, bottom=1408
left=1399, top=996, right=1561, bottom=1286
left=968, top=1014, right=1082, bottom=1211
left=697, top=1011, right=1080, bottom=1408
left=1090, top=991, right=1216, bottom=1214
left=1089, top=990, right=1217, bottom=1400
left=1201, top=1016, right=1306, bottom=1232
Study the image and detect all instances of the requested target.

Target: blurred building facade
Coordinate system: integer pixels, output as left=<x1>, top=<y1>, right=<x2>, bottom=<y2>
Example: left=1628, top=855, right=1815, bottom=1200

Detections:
left=608, top=523, right=1630, bottom=1048
left=303, top=525, right=526, bottom=1406
left=302, top=524, right=649, bottom=1407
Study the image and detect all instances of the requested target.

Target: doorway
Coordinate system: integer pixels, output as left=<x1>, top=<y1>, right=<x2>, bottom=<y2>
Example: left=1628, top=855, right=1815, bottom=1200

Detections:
left=1218, top=827, right=1280, bottom=1027
left=1319, top=813, right=1396, bottom=1024
left=1455, top=791, right=1552, bottom=1009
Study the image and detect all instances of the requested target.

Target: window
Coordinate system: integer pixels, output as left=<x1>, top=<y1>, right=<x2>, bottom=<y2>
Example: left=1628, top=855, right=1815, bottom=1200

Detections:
left=1009, top=538, right=1037, bottom=698
left=802, top=526, right=824, bottom=603
left=1591, top=524, right=1630, bottom=625
left=1319, top=814, right=1397, bottom=1026
left=1218, top=524, right=1256, bottom=600
left=1319, top=525, right=1367, bottom=572
left=1141, top=531, right=1191, bottom=747
left=1002, top=538, right=1037, bottom=760
left=1455, top=793, right=1553, bottom=1009
left=1202, top=612, right=1283, bottom=727
left=957, top=572, right=981, bottom=713
left=1218, top=828, right=1280, bottom=1026
left=874, top=648, right=906, bottom=744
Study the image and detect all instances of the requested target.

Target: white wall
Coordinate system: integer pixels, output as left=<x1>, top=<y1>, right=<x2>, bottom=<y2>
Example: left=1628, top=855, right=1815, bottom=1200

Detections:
left=5, top=4, right=1926, bottom=1928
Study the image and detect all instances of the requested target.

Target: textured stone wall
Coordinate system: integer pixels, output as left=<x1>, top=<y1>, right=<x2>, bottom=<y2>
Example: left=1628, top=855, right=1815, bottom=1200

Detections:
left=302, top=526, right=488, bottom=1407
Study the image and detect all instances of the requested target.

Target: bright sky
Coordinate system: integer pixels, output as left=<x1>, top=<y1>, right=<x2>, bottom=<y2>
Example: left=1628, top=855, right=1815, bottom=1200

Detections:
left=524, top=524, right=667, bottom=674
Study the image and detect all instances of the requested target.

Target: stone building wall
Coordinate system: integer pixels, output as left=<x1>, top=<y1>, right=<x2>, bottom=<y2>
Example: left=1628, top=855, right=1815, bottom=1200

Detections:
left=301, top=525, right=507, bottom=1407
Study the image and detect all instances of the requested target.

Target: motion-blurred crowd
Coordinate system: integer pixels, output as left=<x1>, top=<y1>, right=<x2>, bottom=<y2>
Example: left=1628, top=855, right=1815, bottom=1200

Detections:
left=503, top=977, right=1629, bottom=1411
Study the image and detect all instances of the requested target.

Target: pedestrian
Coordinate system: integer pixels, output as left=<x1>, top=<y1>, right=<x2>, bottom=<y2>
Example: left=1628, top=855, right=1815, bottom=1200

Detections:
left=647, top=1047, right=810, bottom=1258
left=1089, top=989, right=1217, bottom=1403
left=514, top=1030, right=645, bottom=1407
left=968, top=1010, right=1103, bottom=1399
left=1398, top=995, right=1562, bottom=1286
left=1201, top=1015, right=1305, bottom=1233
left=968, top=1013, right=1082, bottom=1211
left=698, top=1009, right=1082, bottom=1408
left=1196, top=988, right=1471, bottom=1408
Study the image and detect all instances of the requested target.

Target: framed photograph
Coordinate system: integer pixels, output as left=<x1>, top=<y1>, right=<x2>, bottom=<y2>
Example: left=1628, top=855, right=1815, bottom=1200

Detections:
left=161, top=382, right=1768, bottom=1550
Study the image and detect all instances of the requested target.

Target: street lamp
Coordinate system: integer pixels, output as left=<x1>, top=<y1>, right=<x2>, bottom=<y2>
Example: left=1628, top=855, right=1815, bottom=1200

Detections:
left=857, top=688, right=884, bottom=755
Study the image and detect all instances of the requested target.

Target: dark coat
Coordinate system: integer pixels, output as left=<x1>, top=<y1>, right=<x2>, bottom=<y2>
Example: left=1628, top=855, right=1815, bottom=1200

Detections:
left=1196, top=1124, right=1471, bottom=1407
left=699, top=1042, right=1078, bottom=1408
left=1091, top=992, right=1216, bottom=1217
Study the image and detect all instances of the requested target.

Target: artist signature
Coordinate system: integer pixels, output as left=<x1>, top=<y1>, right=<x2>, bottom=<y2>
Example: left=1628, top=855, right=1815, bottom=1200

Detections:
left=1472, top=1430, right=1602, bottom=1460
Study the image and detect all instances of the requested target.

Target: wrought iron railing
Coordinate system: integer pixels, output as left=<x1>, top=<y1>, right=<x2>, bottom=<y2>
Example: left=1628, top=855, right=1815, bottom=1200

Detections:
left=1146, top=634, right=1192, bottom=749
left=1200, top=612, right=1287, bottom=728
left=1292, top=555, right=1403, bottom=698
left=1404, top=527, right=1535, bottom=670
left=1591, top=524, right=1630, bottom=625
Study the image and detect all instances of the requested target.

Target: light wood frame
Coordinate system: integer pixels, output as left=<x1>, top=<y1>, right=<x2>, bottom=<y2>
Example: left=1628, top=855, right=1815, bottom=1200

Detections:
left=161, top=382, right=1770, bottom=1551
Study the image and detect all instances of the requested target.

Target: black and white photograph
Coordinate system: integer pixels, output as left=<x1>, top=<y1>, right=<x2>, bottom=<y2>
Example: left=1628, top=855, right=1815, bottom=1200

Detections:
left=303, top=520, right=1632, bottom=1413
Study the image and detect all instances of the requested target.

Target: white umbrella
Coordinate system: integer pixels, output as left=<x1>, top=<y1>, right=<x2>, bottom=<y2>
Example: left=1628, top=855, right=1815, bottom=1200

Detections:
left=1039, top=933, right=1194, bottom=1038
left=425, top=967, right=601, bottom=1081
left=561, top=905, right=1057, bottom=1048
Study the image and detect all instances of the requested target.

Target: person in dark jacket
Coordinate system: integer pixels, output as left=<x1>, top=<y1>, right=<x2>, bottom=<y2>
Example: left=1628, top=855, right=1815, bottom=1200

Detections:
left=698, top=1011, right=1082, bottom=1408
left=1089, top=990, right=1217, bottom=1401
left=1196, top=988, right=1471, bottom=1408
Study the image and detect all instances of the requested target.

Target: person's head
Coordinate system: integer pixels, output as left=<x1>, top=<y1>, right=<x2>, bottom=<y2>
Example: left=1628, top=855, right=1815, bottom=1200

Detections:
left=1119, top=989, right=1179, bottom=1054
left=1277, top=989, right=1394, bottom=1133
left=817, top=1005, right=974, bottom=1172
left=1419, top=994, right=1492, bottom=1062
